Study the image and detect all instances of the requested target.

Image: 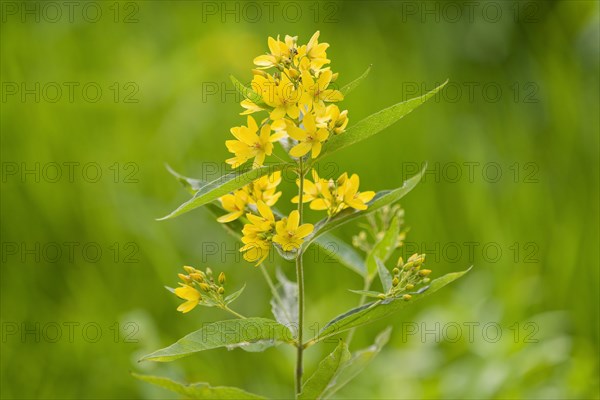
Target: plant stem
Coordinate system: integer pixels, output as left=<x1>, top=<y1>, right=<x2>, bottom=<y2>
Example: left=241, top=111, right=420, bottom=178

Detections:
left=295, top=158, right=306, bottom=397
left=345, top=276, right=372, bottom=346
left=222, top=305, right=247, bottom=319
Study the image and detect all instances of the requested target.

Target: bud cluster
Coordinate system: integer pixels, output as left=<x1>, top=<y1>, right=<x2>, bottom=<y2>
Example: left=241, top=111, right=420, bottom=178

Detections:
left=380, top=253, right=432, bottom=301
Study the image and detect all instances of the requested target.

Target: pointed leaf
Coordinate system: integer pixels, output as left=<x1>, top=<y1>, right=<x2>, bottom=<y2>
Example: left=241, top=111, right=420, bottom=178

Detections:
left=230, top=74, right=264, bottom=104
left=366, top=215, right=400, bottom=277
left=305, top=165, right=426, bottom=246
left=140, top=318, right=295, bottom=362
left=321, top=327, right=392, bottom=399
left=165, top=164, right=204, bottom=195
left=132, top=373, right=266, bottom=399
left=158, top=164, right=288, bottom=220
left=376, top=258, right=393, bottom=293
left=314, top=233, right=366, bottom=276
left=224, top=284, right=246, bottom=304
left=309, top=267, right=472, bottom=345
left=299, top=340, right=352, bottom=400
left=318, top=80, right=448, bottom=160
left=348, top=289, right=382, bottom=298
left=340, top=65, right=372, bottom=96
left=271, top=268, right=299, bottom=337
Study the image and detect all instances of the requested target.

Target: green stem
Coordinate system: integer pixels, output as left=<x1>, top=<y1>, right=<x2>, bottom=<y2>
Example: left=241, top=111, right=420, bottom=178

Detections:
left=222, top=305, right=247, bottom=319
left=345, top=276, right=372, bottom=347
left=260, top=264, right=294, bottom=325
left=295, top=158, right=306, bottom=397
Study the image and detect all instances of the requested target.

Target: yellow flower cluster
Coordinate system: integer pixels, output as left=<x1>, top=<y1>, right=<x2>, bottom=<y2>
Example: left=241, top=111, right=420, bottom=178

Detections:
left=174, top=266, right=227, bottom=313
left=292, top=169, right=376, bottom=216
left=226, top=31, right=348, bottom=168
left=217, top=32, right=373, bottom=266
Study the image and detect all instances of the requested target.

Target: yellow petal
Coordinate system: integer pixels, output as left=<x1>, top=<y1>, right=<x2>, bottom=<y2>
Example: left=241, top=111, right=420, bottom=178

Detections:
left=290, top=142, right=312, bottom=157
left=295, top=223, right=314, bottom=238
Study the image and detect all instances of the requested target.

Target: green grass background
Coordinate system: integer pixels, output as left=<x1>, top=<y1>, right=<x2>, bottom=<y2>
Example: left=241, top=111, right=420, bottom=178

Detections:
left=1, top=1, right=598, bottom=398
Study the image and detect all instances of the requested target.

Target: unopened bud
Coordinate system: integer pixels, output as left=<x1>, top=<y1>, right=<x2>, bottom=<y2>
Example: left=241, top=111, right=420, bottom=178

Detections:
left=402, top=294, right=412, bottom=301
left=396, top=257, right=404, bottom=267
left=178, top=273, right=188, bottom=281
left=183, top=265, right=196, bottom=274
left=189, top=273, right=203, bottom=282
left=206, top=267, right=213, bottom=277
left=392, top=267, right=400, bottom=275
left=422, top=278, right=430, bottom=284
left=218, top=286, right=225, bottom=294
left=392, top=277, right=400, bottom=287
left=218, top=272, right=226, bottom=285
left=406, top=283, right=414, bottom=290
left=377, top=294, right=386, bottom=300
left=200, top=283, right=211, bottom=292
left=418, top=269, right=431, bottom=277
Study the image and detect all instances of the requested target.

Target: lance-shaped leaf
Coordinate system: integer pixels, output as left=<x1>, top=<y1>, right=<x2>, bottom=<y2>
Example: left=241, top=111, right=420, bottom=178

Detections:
left=139, top=318, right=295, bottom=362
left=299, top=340, right=352, bottom=400
left=165, top=164, right=204, bottom=195
left=132, top=373, right=266, bottom=399
left=308, top=267, right=472, bottom=345
left=158, top=163, right=289, bottom=220
left=224, top=284, right=246, bottom=305
left=376, top=259, right=393, bottom=293
left=317, top=80, right=448, bottom=161
left=305, top=165, right=426, bottom=246
left=340, top=65, right=372, bottom=96
left=366, top=215, right=400, bottom=277
left=230, top=74, right=264, bottom=104
left=320, top=327, right=392, bottom=399
left=271, top=268, right=299, bottom=337
left=314, top=233, right=366, bottom=276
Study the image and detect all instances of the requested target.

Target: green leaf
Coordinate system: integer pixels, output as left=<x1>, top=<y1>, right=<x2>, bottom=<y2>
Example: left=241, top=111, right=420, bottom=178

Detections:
left=299, top=340, right=352, bottom=400
left=271, top=268, right=298, bottom=337
left=310, top=267, right=472, bottom=345
left=224, top=284, right=245, bottom=305
left=366, top=215, right=400, bottom=277
left=230, top=74, right=264, bottom=104
left=348, top=289, right=382, bottom=299
left=165, top=164, right=204, bottom=195
left=132, top=373, right=266, bottom=399
left=314, top=233, right=366, bottom=276
left=340, top=65, right=372, bottom=96
left=158, top=164, right=288, bottom=220
left=317, top=80, right=448, bottom=160
left=376, top=258, right=393, bottom=293
left=140, top=318, right=295, bottom=362
left=320, top=327, right=392, bottom=399
left=305, top=165, right=426, bottom=245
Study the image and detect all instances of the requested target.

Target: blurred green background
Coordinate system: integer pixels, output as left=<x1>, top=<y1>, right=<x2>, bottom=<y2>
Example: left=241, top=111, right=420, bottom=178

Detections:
left=1, top=0, right=598, bottom=399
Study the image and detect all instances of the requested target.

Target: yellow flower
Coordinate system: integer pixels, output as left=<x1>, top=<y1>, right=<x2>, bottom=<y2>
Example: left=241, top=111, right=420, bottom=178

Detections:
left=301, top=69, right=343, bottom=112
left=273, top=210, right=314, bottom=252
left=255, top=72, right=302, bottom=120
left=247, top=171, right=282, bottom=206
left=297, top=31, right=330, bottom=72
left=292, top=169, right=328, bottom=205
left=240, top=98, right=264, bottom=115
left=316, top=104, right=348, bottom=135
left=217, top=189, right=249, bottom=223
left=240, top=201, right=275, bottom=265
left=174, top=284, right=202, bottom=313
left=287, top=113, right=329, bottom=159
left=254, top=35, right=298, bottom=69
left=226, top=116, right=284, bottom=168
left=338, top=173, right=376, bottom=211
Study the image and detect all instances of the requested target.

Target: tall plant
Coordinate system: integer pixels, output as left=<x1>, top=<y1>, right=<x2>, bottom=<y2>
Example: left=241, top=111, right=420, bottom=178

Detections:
left=134, top=31, right=469, bottom=399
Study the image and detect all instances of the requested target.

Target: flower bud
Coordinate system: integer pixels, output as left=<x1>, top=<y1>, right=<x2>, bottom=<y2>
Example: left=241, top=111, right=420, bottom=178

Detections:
left=396, top=257, right=404, bottom=267
left=392, top=267, right=400, bottom=275
left=406, top=283, right=414, bottom=290
left=218, top=287, right=225, bottom=294
left=422, top=278, right=430, bottom=284
left=218, top=272, right=226, bottom=285
left=402, top=294, right=412, bottom=301
left=206, top=267, right=213, bottom=277
left=377, top=294, right=387, bottom=300
left=392, top=277, right=400, bottom=287
left=199, top=283, right=211, bottom=292
left=418, top=269, right=432, bottom=277
left=178, top=273, right=188, bottom=281
left=183, top=265, right=196, bottom=274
